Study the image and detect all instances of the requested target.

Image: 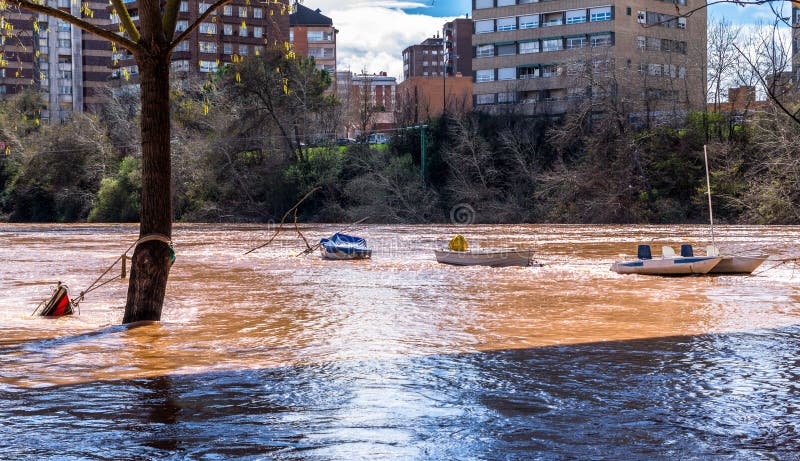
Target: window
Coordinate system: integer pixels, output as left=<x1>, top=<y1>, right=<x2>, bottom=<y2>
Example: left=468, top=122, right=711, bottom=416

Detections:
left=476, top=94, right=495, bottom=105
left=543, top=12, right=563, bottom=27
left=475, top=0, right=493, bottom=8
left=542, top=38, right=562, bottom=52
left=224, top=24, right=233, bottom=35
left=519, top=41, right=539, bottom=54
left=637, top=10, right=646, bottom=24
left=239, top=6, right=247, bottom=17
left=497, top=17, right=516, bottom=31
left=497, top=0, right=515, bottom=5
left=566, top=37, right=587, bottom=49
left=57, top=21, right=70, bottom=32
left=254, top=45, right=264, bottom=56
left=199, top=2, right=210, bottom=13
left=636, top=36, right=646, bottom=49
left=648, top=63, right=662, bottom=76
left=475, top=19, right=494, bottom=34
left=174, top=41, right=189, bottom=51
left=566, top=61, right=586, bottom=76
left=590, top=7, right=612, bottom=22
left=223, top=5, right=232, bottom=15
left=497, top=92, right=517, bottom=103
left=519, top=15, right=538, bottom=29
left=253, top=26, right=263, bottom=38
left=498, top=67, right=516, bottom=80
left=253, top=7, right=263, bottom=18
left=239, top=24, right=248, bottom=37
left=307, top=31, right=332, bottom=41
left=519, top=66, right=538, bottom=79
left=677, top=17, right=686, bottom=29
left=476, top=44, right=494, bottom=57
left=566, top=10, right=587, bottom=24
left=199, top=23, right=216, bottom=34
left=179, top=1, right=187, bottom=12
left=223, top=43, right=233, bottom=54
left=171, top=60, right=190, bottom=72
left=476, top=69, right=495, bottom=82
left=289, top=30, right=294, bottom=42
left=199, top=41, right=217, bottom=53
left=496, top=43, right=516, bottom=56
left=199, top=60, right=218, bottom=73
left=240, top=45, right=248, bottom=55
left=541, top=65, right=560, bottom=77
left=626, top=7, right=631, bottom=15
left=58, top=38, right=71, bottom=48
left=591, top=34, right=612, bottom=47
left=175, top=20, right=188, bottom=32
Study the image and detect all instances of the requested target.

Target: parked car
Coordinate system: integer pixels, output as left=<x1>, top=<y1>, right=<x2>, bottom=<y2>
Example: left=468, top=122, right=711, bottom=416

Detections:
left=336, top=138, right=356, bottom=146
left=367, top=133, right=389, bottom=145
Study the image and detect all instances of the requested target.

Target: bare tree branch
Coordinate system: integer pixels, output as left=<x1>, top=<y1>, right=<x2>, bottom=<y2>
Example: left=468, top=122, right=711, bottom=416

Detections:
left=110, top=0, right=141, bottom=42
left=169, top=0, right=233, bottom=51
left=8, top=0, right=140, bottom=52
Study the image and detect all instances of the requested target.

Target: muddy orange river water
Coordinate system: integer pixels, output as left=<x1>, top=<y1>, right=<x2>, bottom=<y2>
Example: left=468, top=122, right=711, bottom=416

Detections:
left=1, top=224, right=799, bottom=459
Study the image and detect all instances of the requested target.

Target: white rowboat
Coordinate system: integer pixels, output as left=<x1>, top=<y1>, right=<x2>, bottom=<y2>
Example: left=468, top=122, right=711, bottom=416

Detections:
left=435, top=248, right=534, bottom=267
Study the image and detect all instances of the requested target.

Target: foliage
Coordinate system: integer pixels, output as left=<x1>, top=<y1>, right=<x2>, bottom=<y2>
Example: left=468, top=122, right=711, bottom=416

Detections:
left=89, top=156, right=141, bottom=222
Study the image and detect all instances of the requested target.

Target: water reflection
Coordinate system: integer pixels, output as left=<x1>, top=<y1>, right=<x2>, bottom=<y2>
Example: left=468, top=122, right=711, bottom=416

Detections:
left=1, top=328, right=800, bottom=459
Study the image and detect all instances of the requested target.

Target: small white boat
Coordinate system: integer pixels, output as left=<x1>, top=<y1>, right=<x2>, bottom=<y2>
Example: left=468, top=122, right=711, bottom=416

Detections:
left=435, top=248, right=534, bottom=267
left=611, top=245, right=722, bottom=275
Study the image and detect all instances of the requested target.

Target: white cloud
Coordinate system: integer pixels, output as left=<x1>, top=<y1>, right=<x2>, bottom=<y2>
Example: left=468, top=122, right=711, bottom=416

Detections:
left=301, top=1, right=453, bottom=80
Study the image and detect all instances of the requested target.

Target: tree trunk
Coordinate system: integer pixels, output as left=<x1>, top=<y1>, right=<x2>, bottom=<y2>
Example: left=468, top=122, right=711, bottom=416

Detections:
left=123, top=51, right=172, bottom=324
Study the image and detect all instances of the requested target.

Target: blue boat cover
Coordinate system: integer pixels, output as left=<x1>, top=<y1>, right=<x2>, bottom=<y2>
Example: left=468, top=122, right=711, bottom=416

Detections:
left=320, top=233, right=370, bottom=254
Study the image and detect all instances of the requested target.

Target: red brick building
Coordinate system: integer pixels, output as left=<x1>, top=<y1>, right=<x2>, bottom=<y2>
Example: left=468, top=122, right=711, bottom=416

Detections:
left=110, top=0, right=290, bottom=83
left=289, top=3, right=337, bottom=76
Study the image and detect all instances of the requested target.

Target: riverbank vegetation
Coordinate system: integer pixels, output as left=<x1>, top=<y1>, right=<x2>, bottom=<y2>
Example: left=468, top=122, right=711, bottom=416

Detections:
left=0, top=52, right=797, bottom=225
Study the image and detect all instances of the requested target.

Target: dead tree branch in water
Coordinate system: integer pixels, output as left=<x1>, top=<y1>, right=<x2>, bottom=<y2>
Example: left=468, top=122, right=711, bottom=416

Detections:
left=244, top=187, right=320, bottom=255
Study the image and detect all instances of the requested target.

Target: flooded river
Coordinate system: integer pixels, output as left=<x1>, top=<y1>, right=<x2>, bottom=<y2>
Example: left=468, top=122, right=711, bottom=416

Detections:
left=1, top=224, right=799, bottom=459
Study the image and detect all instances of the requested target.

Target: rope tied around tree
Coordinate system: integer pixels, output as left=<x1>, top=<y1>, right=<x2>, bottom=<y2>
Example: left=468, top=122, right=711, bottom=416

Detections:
left=32, top=233, right=174, bottom=316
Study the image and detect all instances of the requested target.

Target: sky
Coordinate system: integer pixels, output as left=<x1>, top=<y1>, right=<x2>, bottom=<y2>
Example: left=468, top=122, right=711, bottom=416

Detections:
left=301, top=0, right=795, bottom=81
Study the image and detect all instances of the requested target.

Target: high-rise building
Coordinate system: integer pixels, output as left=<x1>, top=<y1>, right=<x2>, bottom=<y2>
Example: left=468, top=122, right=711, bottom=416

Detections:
left=289, top=3, right=337, bottom=76
left=402, top=36, right=445, bottom=79
left=471, top=0, right=707, bottom=115
left=443, top=18, right=473, bottom=77
left=109, top=0, right=290, bottom=83
left=0, top=0, right=113, bottom=123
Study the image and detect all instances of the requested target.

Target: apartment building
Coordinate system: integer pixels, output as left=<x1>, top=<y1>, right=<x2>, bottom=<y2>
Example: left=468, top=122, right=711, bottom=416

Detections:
left=352, top=71, right=397, bottom=112
left=0, top=0, right=112, bottom=123
left=471, top=0, right=707, bottom=115
left=402, top=36, right=445, bottom=79
left=443, top=17, right=474, bottom=77
left=289, top=3, right=337, bottom=76
left=110, top=0, right=290, bottom=83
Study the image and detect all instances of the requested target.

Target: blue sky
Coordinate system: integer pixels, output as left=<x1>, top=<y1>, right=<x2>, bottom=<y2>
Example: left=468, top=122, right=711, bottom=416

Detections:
left=403, top=0, right=471, bottom=17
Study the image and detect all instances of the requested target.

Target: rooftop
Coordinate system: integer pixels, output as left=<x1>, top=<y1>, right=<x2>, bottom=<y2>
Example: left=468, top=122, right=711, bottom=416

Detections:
left=290, top=3, right=333, bottom=27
